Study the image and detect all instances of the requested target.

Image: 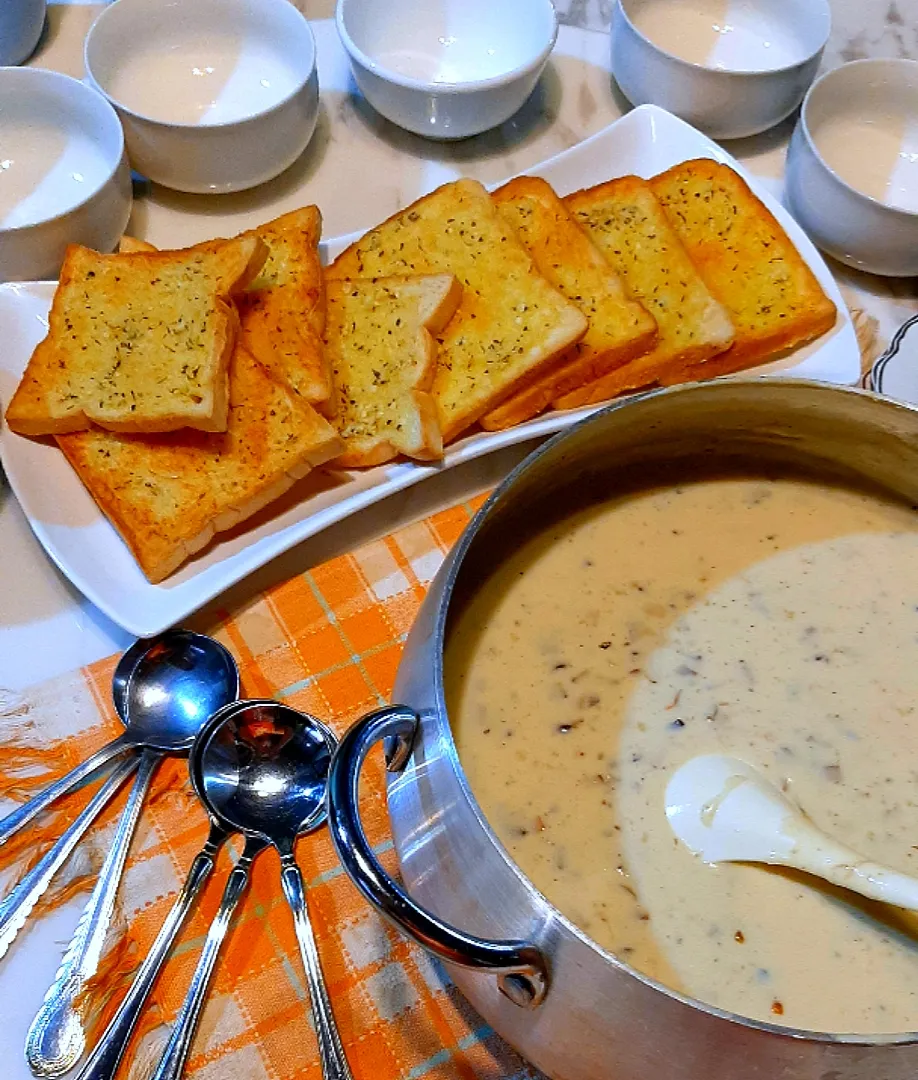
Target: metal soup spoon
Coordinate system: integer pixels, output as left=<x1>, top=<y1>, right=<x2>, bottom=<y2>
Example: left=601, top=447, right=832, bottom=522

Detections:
left=0, top=631, right=238, bottom=846
left=666, top=754, right=918, bottom=909
left=25, top=630, right=240, bottom=1077
left=150, top=700, right=351, bottom=1080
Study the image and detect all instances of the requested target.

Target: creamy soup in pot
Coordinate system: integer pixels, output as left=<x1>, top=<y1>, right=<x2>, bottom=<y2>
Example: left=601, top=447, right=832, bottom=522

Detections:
left=445, top=471, right=918, bottom=1033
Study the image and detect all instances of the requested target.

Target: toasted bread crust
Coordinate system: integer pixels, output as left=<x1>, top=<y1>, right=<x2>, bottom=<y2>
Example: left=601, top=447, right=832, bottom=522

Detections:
left=482, top=176, right=658, bottom=429
left=121, top=207, right=331, bottom=405
left=56, top=346, right=342, bottom=582
left=118, top=236, right=157, bottom=254
left=650, top=159, right=837, bottom=379
left=324, top=274, right=462, bottom=468
left=239, top=205, right=330, bottom=404
left=5, top=237, right=266, bottom=436
left=328, top=179, right=587, bottom=442
left=552, top=363, right=659, bottom=411
left=563, top=176, right=734, bottom=401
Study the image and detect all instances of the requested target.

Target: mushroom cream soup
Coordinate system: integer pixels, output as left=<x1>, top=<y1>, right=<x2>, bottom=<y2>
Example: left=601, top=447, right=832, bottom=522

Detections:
left=445, top=471, right=918, bottom=1033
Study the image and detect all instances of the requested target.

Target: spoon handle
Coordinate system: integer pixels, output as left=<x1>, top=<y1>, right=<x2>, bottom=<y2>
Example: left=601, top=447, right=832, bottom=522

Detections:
left=785, top=840, right=918, bottom=911
left=0, top=756, right=138, bottom=962
left=280, top=859, right=354, bottom=1080
left=0, top=733, right=134, bottom=847
left=150, top=835, right=267, bottom=1080
left=26, top=750, right=161, bottom=1077
left=73, top=823, right=229, bottom=1080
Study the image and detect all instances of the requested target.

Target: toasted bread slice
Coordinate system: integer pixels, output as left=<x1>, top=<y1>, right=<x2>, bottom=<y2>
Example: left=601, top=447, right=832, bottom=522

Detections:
left=237, top=206, right=329, bottom=404
left=5, top=237, right=266, bottom=436
left=56, top=346, right=342, bottom=583
left=650, top=159, right=838, bottom=380
left=327, top=179, right=587, bottom=442
left=552, top=361, right=659, bottom=410
left=481, top=177, right=658, bottom=430
left=323, top=274, right=462, bottom=468
left=120, top=207, right=330, bottom=404
left=118, top=236, right=157, bottom=254
left=561, top=176, right=734, bottom=408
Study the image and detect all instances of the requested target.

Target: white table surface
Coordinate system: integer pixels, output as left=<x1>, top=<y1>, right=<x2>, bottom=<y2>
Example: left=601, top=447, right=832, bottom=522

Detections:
left=2, top=0, right=918, bottom=691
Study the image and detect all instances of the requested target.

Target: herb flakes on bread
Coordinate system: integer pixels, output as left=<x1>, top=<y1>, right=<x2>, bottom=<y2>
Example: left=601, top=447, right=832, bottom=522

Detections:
left=121, top=206, right=331, bottom=405
left=327, top=178, right=587, bottom=442
left=56, top=346, right=342, bottom=583
left=323, top=274, right=462, bottom=467
left=561, top=176, right=734, bottom=408
left=5, top=236, right=266, bottom=436
left=650, top=159, right=838, bottom=380
left=483, top=176, right=658, bottom=429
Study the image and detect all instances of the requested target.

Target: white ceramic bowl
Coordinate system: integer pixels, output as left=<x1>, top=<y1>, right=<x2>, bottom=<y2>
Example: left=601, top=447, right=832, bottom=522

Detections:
left=0, top=68, right=132, bottom=284
left=336, top=0, right=558, bottom=140
left=84, top=0, right=320, bottom=194
left=610, top=0, right=830, bottom=140
left=0, top=0, right=46, bottom=66
left=785, top=59, right=918, bottom=278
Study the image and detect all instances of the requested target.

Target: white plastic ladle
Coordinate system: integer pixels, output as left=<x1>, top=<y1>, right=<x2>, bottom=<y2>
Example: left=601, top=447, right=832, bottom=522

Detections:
left=665, top=754, right=918, bottom=910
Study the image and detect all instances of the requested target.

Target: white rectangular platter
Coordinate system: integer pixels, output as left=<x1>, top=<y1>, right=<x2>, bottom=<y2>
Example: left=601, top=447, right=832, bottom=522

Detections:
left=0, top=105, right=860, bottom=637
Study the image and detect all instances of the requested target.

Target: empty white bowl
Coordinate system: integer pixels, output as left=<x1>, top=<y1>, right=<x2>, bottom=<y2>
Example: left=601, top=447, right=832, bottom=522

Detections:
left=84, top=0, right=320, bottom=194
left=610, top=0, right=830, bottom=140
left=0, top=68, right=132, bottom=283
left=336, top=0, right=558, bottom=140
left=785, top=59, right=918, bottom=278
left=0, top=0, right=46, bottom=66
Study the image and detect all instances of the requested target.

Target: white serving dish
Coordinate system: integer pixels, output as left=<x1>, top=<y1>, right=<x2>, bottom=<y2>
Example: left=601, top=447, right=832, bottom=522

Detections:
left=0, top=106, right=858, bottom=637
left=0, top=68, right=132, bottom=283
left=785, top=59, right=918, bottom=278
left=335, top=0, right=557, bottom=139
left=83, top=0, right=320, bottom=194
left=610, top=0, right=829, bottom=140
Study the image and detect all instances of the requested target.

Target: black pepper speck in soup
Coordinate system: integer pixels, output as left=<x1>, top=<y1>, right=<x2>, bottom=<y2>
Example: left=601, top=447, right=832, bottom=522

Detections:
left=445, top=471, right=918, bottom=1033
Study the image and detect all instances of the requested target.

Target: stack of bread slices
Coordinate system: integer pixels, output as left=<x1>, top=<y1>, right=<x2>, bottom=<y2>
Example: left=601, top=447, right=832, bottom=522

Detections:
left=4, top=160, right=838, bottom=582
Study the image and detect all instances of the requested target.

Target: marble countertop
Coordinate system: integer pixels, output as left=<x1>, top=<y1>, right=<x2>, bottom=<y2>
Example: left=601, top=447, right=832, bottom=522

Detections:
left=3, top=0, right=918, bottom=689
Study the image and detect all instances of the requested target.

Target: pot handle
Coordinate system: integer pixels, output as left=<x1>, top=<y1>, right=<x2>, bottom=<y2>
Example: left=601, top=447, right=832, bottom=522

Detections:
left=327, top=706, right=549, bottom=1009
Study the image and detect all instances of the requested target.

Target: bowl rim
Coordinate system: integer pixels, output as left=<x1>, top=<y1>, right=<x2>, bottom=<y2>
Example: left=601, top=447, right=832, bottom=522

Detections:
left=0, top=67, right=127, bottom=237
left=427, top=376, right=918, bottom=1046
left=614, top=0, right=831, bottom=78
left=83, top=0, right=318, bottom=132
left=335, top=0, right=558, bottom=94
left=798, top=57, right=918, bottom=221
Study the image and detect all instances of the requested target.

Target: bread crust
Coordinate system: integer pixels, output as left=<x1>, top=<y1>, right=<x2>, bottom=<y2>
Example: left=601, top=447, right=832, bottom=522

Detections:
left=563, top=176, right=735, bottom=403
left=56, top=346, right=342, bottom=582
left=5, top=237, right=266, bottom=436
left=328, top=178, right=587, bottom=442
left=482, top=176, right=657, bottom=430
left=323, top=274, right=462, bottom=468
left=650, top=159, right=838, bottom=379
left=122, top=207, right=331, bottom=405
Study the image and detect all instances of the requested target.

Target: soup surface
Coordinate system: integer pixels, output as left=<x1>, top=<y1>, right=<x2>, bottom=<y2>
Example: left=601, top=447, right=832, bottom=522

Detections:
left=446, top=472, right=918, bottom=1032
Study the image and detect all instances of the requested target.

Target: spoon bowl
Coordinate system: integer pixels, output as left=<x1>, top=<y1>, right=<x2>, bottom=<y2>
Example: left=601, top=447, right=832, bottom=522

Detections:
left=666, top=754, right=918, bottom=911
left=194, top=700, right=334, bottom=845
left=149, top=700, right=352, bottom=1080
left=0, top=630, right=240, bottom=848
left=117, top=630, right=240, bottom=750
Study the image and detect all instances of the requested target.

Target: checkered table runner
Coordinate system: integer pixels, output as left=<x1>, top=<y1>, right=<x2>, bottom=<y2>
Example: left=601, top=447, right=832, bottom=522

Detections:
left=1, top=495, right=544, bottom=1080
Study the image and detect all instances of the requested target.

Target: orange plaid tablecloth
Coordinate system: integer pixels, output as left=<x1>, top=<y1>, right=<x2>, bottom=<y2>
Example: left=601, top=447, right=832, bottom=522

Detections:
left=0, top=495, right=544, bottom=1080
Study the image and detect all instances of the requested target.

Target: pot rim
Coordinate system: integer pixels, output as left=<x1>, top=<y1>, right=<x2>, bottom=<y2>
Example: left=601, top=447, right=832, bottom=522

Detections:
left=422, top=376, right=918, bottom=1047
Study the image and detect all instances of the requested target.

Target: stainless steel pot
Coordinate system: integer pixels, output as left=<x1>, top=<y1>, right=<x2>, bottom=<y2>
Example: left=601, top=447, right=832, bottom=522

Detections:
left=326, top=380, right=918, bottom=1080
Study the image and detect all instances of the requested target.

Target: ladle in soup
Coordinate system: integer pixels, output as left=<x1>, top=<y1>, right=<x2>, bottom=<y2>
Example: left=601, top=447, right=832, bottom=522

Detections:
left=666, top=754, right=918, bottom=910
